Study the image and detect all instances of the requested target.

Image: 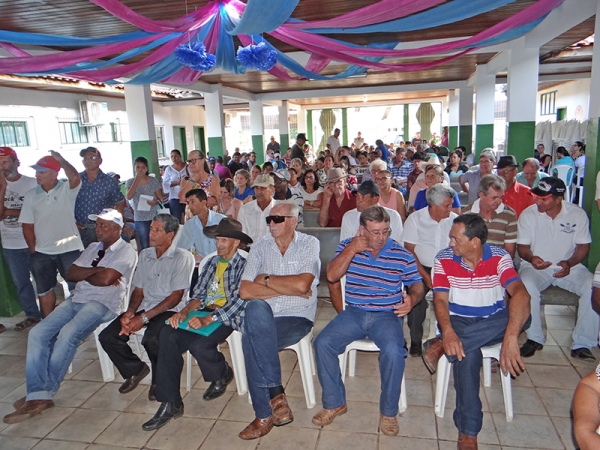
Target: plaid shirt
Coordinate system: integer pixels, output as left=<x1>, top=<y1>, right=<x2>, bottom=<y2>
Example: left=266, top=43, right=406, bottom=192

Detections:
left=192, top=252, right=247, bottom=330
left=390, top=160, right=413, bottom=179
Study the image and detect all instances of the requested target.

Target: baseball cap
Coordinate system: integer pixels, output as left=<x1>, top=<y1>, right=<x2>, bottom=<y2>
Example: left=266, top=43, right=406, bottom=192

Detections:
left=253, top=174, right=274, bottom=187
left=531, top=177, right=566, bottom=198
left=208, top=156, right=216, bottom=163
left=0, top=147, right=17, bottom=158
left=88, top=208, right=124, bottom=228
left=80, top=147, right=102, bottom=158
left=271, top=169, right=290, bottom=182
left=357, top=180, right=380, bottom=197
left=31, top=156, right=61, bottom=172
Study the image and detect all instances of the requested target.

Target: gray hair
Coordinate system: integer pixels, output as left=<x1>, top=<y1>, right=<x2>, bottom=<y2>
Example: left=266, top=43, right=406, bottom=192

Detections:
left=426, top=184, right=456, bottom=206
left=359, top=205, right=390, bottom=227
left=522, top=157, right=540, bottom=170
left=478, top=175, right=506, bottom=196
left=275, top=201, right=300, bottom=219
left=235, top=169, right=251, bottom=185
left=152, top=213, right=180, bottom=236
left=291, top=158, right=303, bottom=167
left=369, top=160, right=387, bottom=171
left=479, top=149, right=496, bottom=163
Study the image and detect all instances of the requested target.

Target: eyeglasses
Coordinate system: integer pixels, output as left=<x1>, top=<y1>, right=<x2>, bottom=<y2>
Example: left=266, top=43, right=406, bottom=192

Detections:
left=328, top=179, right=344, bottom=186
left=375, top=176, right=390, bottom=182
left=91, top=249, right=106, bottom=267
left=83, top=156, right=100, bottom=162
left=265, top=215, right=293, bottom=224
left=187, top=157, right=203, bottom=164
left=363, top=227, right=391, bottom=238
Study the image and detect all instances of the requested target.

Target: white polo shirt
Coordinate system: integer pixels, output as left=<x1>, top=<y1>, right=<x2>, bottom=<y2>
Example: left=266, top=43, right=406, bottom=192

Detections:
left=19, top=180, right=84, bottom=255
left=238, top=198, right=278, bottom=243
left=517, top=202, right=591, bottom=265
left=340, top=206, right=404, bottom=245
left=403, top=207, right=457, bottom=267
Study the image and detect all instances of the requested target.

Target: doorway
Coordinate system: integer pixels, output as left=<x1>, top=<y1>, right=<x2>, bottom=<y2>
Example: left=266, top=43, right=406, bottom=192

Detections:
left=193, top=126, right=206, bottom=153
left=173, top=126, right=187, bottom=160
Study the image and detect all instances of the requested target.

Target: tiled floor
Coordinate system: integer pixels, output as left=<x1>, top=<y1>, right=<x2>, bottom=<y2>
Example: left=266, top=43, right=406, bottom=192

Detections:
left=0, top=299, right=594, bottom=450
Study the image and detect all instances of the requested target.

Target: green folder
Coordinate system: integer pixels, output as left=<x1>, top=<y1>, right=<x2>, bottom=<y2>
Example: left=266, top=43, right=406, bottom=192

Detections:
left=167, top=310, right=222, bottom=336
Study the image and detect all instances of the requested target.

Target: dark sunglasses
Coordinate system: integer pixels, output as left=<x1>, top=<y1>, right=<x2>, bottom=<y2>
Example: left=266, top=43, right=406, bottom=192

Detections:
left=91, top=249, right=106, bottom=267
left=265, top=215, right=293, bottom=224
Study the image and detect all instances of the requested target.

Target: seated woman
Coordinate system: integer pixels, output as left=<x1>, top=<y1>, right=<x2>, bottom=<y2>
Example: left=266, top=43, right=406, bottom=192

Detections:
left=234, top=169, right=254, bottom=204
left=298, top=169, right=324, bottom=210
left=217, top=178, right=243, bottom=220
left=551, top=146, right=576, bottom=185
left=375, top=169, right=407, bottom=222
left=250, top=165, right=262, bottom=185
left=339, top=156, right=358, bottom=191
left=573, top=363, right=600, bottom=449
left=444, top=150, right=469, bottom=179
left=412, top=165, right=461, bottom=214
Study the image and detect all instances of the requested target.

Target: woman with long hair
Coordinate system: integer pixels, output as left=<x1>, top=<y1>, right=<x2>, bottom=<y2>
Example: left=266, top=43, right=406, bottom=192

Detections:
left=178, top=150, right=220, bottom=209
left=161, top=149, right=188, bottom=223
left=299, top=169, right=324, bottom=209
left=444, top=150, right=469, bottom=179
left=234, top=169, right=254, bottom=204
left=217, top=178, right=243, bottom=220
left=250, top=165, right=262, bottom=185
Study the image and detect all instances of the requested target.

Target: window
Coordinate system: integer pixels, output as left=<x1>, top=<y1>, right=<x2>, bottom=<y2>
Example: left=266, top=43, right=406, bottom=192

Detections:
left=155, top=126, right=166, bottom=158
left=111, top=121, right=123, bottom=142
left=0, top=121, right=29, bottom=147
left=59, top=121, right=89, bottom=145
left=540, top=91, right=556, bottom=116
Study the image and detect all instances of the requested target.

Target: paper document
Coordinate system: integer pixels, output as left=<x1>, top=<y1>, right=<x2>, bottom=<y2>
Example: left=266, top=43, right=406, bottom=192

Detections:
left=138, top=195, right=153, bottom=211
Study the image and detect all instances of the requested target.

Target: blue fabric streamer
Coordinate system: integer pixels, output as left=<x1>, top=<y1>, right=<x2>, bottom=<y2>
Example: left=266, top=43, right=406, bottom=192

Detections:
left=0, top=30, right=154, bottom=47
left=228, top=0, right=300, bottom=35
left=217, top=7, right=246, bottom=75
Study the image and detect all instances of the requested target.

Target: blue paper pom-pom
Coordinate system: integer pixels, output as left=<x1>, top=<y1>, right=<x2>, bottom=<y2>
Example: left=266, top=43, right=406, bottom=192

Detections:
left=237, top=42, right=277, bottom=71
left=174, top=41, right=216, bottom=72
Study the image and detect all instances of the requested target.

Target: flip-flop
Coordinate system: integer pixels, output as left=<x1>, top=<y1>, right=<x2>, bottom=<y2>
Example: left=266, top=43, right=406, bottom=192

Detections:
left=14, top=318, right=40, bottom=332
left=0, top=324, right=5, bottom=334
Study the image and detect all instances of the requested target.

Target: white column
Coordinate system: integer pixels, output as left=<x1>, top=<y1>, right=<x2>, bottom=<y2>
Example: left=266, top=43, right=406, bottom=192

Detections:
left=204, top=86, right=226, bottom=157
left=474, top=65, right=496, bottom=156
left=458, top=86, right=474, bottom=154
left=589, top=1, right=600, bottom=118
left=124, top=84, right=158, bottom=175
left=278, top=100, right=290, bottom=151
left=249, top=100, right=265, bottom=162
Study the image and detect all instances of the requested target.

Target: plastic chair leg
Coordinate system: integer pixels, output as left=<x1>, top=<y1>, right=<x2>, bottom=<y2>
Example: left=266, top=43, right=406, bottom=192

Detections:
left=434, top=355, right=451, bottom=418
left=348, top=349, right=357, bottom=377
left=226, top=331, right=248, bottom=396
left=399, top=375, right=407, bottom=414
left=186, top=351, right=192, bottom=392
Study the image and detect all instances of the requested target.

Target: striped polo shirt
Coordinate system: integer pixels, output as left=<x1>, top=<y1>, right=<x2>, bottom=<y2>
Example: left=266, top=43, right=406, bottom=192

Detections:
left=461, top=200, right=517, bottom=248
left=337, top=237, right=422, bottom=311
left=433, top=244, right=520, bottom=318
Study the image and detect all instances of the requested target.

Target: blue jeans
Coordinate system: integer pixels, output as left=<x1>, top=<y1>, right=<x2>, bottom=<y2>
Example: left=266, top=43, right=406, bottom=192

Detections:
left=448, top=308, right=531, bottom=436
left=314, top=305, right=406, bottom=417
left=25, top=298, right=116, bottom=400
left=3, top=248, right=41, bottom=319
left=169, top=199, right=185, bottom=223
left=135, top=220, right=151, bottom=250
left=242, top=300, right=313, bottom=419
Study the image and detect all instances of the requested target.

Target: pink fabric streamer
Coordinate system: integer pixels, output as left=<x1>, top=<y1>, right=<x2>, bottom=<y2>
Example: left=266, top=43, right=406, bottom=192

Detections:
left=0, top=42, right=30, bottom=58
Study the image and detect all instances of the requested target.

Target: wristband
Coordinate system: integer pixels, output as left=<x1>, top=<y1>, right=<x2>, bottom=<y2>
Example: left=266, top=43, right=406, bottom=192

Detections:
left=264, top=275, right=270, bottom=287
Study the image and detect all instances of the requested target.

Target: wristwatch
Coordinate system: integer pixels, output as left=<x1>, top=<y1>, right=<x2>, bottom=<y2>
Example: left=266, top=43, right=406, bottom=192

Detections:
left=264, top=275, right=270, bottom=287
left=140, top=312, right=150, bottom=324
left=211, top=314, right=218, bottom=323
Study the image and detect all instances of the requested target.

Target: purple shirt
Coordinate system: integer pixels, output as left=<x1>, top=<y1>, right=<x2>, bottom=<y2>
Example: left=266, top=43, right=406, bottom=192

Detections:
left=215, top=164, right=232, bottom=180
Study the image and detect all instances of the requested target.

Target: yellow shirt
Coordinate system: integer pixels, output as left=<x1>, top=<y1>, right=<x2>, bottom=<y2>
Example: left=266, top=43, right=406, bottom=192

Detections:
left=206, top=259, right=228, bottom=307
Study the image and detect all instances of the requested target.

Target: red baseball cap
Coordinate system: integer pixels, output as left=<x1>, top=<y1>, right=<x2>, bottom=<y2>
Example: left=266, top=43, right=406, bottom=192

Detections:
left=31, top=156, right=61, bottom=172
left=0, top=147, right=17, bottom=158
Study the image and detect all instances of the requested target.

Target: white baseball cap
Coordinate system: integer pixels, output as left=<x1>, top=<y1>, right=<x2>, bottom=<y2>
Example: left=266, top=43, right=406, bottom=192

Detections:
left=88, top=208, right=124, bottom=228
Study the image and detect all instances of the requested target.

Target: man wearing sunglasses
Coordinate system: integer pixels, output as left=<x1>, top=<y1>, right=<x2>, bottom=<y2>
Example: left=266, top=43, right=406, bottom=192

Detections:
left=238, top=202, right=320, bottom=440
left=4, top=209, right=137, bottom=424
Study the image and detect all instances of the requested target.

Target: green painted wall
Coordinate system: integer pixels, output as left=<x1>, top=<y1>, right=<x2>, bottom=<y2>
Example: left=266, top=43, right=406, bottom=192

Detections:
left=475, top=124, right=494, bottom=159
left=584, top=117, right=600, bottom=272
left=280, top=134, right=289, bottom=152
left=341, top=108, right=348, bottom=146
left=0, top=246, right=21, bottom=317
left=507, top=121, right=535, bottom=164
left=252, top=135, right=265, bottom=164
left=458, top=125, right=473, bottom=155
left=130, top=140, right=160, bottom=178
left=448, top=126, right=458, bottom=150
left=207, top=137, right=225, bottom=158
left=306, top=110, right=313, bottom=147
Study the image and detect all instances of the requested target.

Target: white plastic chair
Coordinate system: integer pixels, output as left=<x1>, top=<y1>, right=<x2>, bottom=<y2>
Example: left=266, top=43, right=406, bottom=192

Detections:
left=338, top=276, right=407, bottom=414
left=552, top=165, right=574, bottom=200
left=434, top=342, right=513, bottom=422
left=571, top=166, right=584, bottom=206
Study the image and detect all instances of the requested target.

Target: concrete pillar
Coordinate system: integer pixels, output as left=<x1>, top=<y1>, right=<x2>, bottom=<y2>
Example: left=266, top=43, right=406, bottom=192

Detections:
left=124, top=84, right=159, bottom=177
left=506, top=39, right=539, bottom=164
left=306, top=109, right=313, bottom=148
left=249, top=100, right=265, bottom=164
left=403, top=104, right=410, bottom=143
left=474, top=65, right=496, bottom=158
left=448, top=90, right=459, bottom=150
left=296, top=105, right=307, bottom=144
left=458, top=86, right=473, bottom=155
left=584, top=0, right=600, bottom=272
left=204, top=86, right=226, bottom=158
left=278, top=100, right=290, bottom=152
left=341, top=108, right=348, bottom=146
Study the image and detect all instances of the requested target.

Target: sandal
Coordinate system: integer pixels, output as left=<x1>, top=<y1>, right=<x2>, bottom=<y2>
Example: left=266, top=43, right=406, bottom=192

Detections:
left=14, top=317, right=41, bottom=332
left=0, top=324, right=5, bottom=334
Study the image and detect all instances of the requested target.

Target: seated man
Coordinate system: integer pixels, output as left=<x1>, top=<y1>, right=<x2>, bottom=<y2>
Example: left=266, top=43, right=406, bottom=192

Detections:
left=516, top=158, right=548, bottom=189
left=238, top=174, right=277, bottom=242
left=517, top=177, right=598, bottom=360
left=142, top=218, right=252, bottom=431
left=422, top=215, right=530, bottom=450
left=4, top=209, right=137, bottom=423
left=318, top=168, right=356, bottom=227
left=99, top=214, right=194, bottom=400
left=238, top=202, right=320, bottom=440
left=313, top=206, right=423, bottom=435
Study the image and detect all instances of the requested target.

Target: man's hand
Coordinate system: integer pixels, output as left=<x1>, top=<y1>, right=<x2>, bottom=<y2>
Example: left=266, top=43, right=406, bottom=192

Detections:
left=499, top=336, right=525, bottom=377
left=348, top=230, right=371, bottom=254
left=120, top=315, right=144, bottom=335
left=49, top=150, right=65, bottom=163
left=421, top=271, right=432, bottom=290
left=530, top=256, right=552, bottom=271
left=322, top=184, right=334, bottom=200
left=119, top=311, right=135, bottom=335
left=393, top=293, right=414, bottom=317
left=442, top=330, right=465, bottom=361
left=553, top=260, right=571, bottom=278
left=188, top=314, right=213, bottom=330
left=167, top=311, right=187, bottom=328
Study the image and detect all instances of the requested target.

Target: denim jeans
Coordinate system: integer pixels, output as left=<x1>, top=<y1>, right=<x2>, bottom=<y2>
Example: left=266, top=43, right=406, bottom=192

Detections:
left=242, top=300, right=313, bottom=419
left=3, top=248, right=41, bottom=319
left=169, top=199, right=185, bottom=223
left=314, top=305, right=406, bottom=417
left=135, top=220, right=152, bottom=250
left=25, top=298, right=116, bottom=400
left=448, top=308, right=531, bottom=436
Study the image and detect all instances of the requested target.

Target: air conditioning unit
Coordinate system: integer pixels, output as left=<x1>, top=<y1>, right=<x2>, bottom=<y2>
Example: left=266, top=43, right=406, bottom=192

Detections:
left=79, top=101, right=109, bottom=126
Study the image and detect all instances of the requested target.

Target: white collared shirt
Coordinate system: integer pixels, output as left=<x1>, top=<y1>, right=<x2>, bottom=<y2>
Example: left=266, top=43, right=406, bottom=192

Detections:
left=238, top=198, right=278, bottom=242
left=340, top=207, right=404, bottom=245
left=403, top=208, right=457, bottom=267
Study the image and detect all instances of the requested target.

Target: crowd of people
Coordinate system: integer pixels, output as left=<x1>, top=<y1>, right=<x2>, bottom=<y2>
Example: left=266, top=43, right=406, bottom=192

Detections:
left=0, top=130, right=599, bottom=449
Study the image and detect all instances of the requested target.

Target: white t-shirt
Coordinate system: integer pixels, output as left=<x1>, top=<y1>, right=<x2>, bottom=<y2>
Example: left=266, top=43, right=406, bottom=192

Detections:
left=19, top=181, right=84, bottom=255
left=238, top=198, right=278, bottom=243
left=517, top=202, right=591, bottom=265
left=403, top=208, right=457, bottom=267
left=340, top=207, right=404, bottom=245
left=1, top=175, right=37, bottom=249
left=327, top=135, right=341, bottom=156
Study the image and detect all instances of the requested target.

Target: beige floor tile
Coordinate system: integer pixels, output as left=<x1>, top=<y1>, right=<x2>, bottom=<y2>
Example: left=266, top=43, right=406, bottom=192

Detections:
left=0, top=382, right=27, bottom=404
left=545, top=315, right=576, bottom=330
left=86, top=445, right=129, bottom=450
left=218, top=393, right=256, bottom=423
left=2, top=406, right=75, bottom=439
left=523, top=345, right=571, bottom=366
left=343, top=375, right=382, bottom=404
left=0, top=401, right=15, bottom=433
left=403, top=358, right=434, bottom=380
left=438, top=441, right=500, bottom=450
left=256, top=425, right=319, bottom=450
left=316, top=429, right=377, bottom=450
left=510, top=369, right=534, bottom=388
left=72, top=360, right=124, bottom=384
left=560, top=345, right=600, bottom=368
left=484, top=386, right=546, bottom=416
left=285, top=371, right=322, bottom=402
left=125, top=386, right=168, bottom=415
left=551, top=416, right=577, bottom=450
left=0, top=355, right=26, bottom=377
left=0, top=377, right=25, bottom=401
left=181, top=389, right=233, bottom=419
left=493, top=413, right=563, bottom=449
left=548, top=329, right=573, bottom=347
left=379, top=435, right=438, bottom=450
left=395, top=405, right=438, bottom=440
left=316, top=306, right=337, bottom=322
left=63, top=359, right=94, bottom=380
left=312, top=320, right=329, bottom=338
left=0, top=338, right=29, bottom=355
left=52, top=380, right=104, bottom=408
left=200, top=420, right=258, bottom=450
left=80, top=384, right=143, bottom=412
left=281, top=395, right=320, bottom=430
left=33, top=439, right=88, bottom=450
left=405, top=378, right=433, bottom=407
left=278, top=349, right=300, bottom=372
left=0, top=435, right=39, bottom=450
left=0, top=337, right=21, bottom=352
left=93, top=412, right=155, bottom=448
left=321, top=400, right=379, bottom=434
left=46, top=408, right=119, bottom=443
left=437, top=409, right=499, bottom=445
left=346, top=352, right=379, bottom=378
left=545, top=305, right=576, bottom=316
left=146, top=417, right=214, bottom=450
left=536, top=388, right=575, bottom=418
left=526, top=364, right=581, bottom=390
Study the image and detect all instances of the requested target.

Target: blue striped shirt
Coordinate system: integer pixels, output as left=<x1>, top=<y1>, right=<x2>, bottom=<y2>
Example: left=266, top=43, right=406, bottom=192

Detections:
left=336, top=237, right=422, bottom=311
